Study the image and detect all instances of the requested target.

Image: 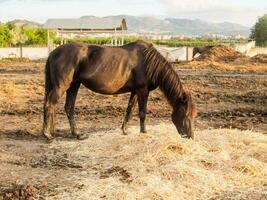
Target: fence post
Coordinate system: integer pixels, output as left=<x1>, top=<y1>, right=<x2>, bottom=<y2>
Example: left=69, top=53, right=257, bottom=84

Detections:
left=47, top=29, right=50, bottom=54
left=122, top=30, right=124, bottom=45
left=114, top=28, right=117, bottom=46
left=20, top=45, right=23, bottom=58
left=186, top=47, right=189, bottom=61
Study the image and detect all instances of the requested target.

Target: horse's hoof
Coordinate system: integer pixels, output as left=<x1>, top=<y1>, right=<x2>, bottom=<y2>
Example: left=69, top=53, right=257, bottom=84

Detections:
left=45, top=138, right=54, bottom=144
left=122, top=129, right=128, bottom=135
left=140, top=130, right=147, bottom=134
left=76, top=134, right=88, bottom=140
left=43, top=136, right=54, bottom=144
left=43, top=133, right=53, bottom=141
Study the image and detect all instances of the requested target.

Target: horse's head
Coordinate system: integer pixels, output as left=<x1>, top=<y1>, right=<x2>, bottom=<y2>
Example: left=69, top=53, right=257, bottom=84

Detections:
left=172, top=92, right=197, bottom=139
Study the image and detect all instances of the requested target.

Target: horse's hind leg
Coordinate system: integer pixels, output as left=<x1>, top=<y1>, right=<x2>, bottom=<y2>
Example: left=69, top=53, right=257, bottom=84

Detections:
left=43, top=87, right=64, bottom=140
left=121, top=92, right=137, bottom=135
left=65, top=82, right=88, bottom=140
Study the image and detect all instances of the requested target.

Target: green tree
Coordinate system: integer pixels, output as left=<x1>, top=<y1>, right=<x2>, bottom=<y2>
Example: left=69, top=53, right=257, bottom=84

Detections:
left=22, top=28, right=37, bottom=45
left=34, top=28, right=47, bottom=45
left=6, top=22, right=15, bottom=31
left=0, top=24, right=13, bottom=47
left=6, top=22, right=23, bottom=46
left=21, top=28, right=52, bottom=46
left=250, top=14, right=267, bottom=47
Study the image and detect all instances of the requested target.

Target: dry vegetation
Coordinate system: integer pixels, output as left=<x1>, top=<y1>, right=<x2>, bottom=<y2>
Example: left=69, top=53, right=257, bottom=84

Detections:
left=57, top=125, right=267, bottom=200
left=191, top=45, right=267, bottom=72
left=196, top=45, right=248, bottom=63
left=0, top=125, right=266, bottom=199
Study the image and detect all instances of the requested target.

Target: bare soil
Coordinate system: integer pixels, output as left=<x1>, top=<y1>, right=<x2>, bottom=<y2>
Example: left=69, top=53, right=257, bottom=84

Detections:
left=0, top=60, right=266, bottom=199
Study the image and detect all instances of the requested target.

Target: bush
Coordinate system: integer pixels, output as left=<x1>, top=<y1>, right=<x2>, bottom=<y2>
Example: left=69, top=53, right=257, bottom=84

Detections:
left=22, top=28, right=53, bottom=46
left=153, top=39, right=220, bottom=47
left=250, top=14, right=267, bottom=47
left=0, top=24, right=13, bottom=47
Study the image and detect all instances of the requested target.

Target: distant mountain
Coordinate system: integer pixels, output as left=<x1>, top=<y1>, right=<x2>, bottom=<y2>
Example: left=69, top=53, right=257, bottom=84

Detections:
left=8, top=19, right=42, bottom=28
left=81, top=15, right=250, bottom=36
left=8, top=16, right=250, bottom=36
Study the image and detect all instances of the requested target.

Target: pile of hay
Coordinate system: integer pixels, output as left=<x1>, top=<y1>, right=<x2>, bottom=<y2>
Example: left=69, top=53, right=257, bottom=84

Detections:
left=50, top=124, right=267, bottom=200
left=196, top=45, right=248, bottom=63
left=250, top=54, right=267, bottom=64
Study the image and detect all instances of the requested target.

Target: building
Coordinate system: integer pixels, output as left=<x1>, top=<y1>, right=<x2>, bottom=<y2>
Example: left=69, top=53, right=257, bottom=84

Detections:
left=44, top=16, right=127, bottom=47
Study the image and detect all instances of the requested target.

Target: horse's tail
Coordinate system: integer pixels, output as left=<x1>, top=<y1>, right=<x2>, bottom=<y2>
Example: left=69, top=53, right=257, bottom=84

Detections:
left=43, top=57, right=52, bottom=125
left=44, top=58, right=52, bottom=102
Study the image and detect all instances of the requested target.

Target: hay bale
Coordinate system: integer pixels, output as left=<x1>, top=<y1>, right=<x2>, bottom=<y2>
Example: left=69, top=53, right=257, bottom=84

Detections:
left=196, top=45, right=248, bottom=63
left=250, top=54, right=267, bottom=64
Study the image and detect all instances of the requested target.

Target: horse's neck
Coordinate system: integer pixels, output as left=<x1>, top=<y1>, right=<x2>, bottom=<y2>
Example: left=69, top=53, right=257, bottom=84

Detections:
left=143, top=46, right=185, bottom=108
left=157, top=64, right=185, bottom=108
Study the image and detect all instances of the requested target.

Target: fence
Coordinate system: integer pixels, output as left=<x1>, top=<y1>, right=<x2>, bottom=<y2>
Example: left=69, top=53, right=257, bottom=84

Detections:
left=0, top=47, right=48, bottom=60
left=0, top=43, right=266, bottom=61
left=0, top=45, right=194, bottom=61
left=246, top=47, right=267, bottom=57
left=232, top=41, right=267, bottom=56
left=155, top=46, right=193, bottom=62
left=233, top=41, right=255, bottom=54
left=157, top=42, right=267, bottom=61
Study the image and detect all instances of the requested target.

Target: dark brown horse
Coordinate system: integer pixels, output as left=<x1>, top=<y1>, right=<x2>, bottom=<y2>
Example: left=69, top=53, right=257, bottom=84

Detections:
left=192, top=46, right=214, bottom=59
left=43, top=41, right=197, bottom=140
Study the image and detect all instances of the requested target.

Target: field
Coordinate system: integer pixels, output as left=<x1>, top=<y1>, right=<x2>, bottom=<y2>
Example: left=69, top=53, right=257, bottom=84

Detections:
left=0, top=57, right=266, bottom=199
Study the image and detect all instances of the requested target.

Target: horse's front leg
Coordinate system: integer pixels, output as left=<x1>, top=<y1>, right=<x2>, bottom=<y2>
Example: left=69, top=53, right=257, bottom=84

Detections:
left=121, top=92, right=137, bottom=135
left=136, top=87, right=149, bottom=133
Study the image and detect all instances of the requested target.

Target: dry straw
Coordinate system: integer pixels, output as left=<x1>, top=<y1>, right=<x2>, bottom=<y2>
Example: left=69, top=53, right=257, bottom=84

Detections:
left=50, top=124, right=267, bottom=200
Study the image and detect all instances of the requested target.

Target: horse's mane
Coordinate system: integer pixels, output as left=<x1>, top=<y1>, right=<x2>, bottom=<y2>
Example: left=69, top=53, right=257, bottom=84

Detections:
left=143, top=45, right=196, bottom=117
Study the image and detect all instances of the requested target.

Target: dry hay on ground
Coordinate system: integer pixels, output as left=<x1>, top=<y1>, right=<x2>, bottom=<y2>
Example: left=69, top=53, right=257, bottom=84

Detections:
left=177, top=60, right=267, bottom=73
left=196, top=45, right=248, bottom=63
left=250, top=54, right=267, bottom=64
left=41, top=124, right=267, bottom=199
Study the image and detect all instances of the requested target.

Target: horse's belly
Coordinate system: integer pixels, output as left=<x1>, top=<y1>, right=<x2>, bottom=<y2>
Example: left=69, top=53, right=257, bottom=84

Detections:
left=80, top=74, right=132, bottom=95
left=78, top=57, right=135, bottom=94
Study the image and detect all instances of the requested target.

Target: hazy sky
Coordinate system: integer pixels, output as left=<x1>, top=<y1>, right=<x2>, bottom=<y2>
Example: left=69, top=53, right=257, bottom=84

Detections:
left=0, top=0, right=266, bottom=27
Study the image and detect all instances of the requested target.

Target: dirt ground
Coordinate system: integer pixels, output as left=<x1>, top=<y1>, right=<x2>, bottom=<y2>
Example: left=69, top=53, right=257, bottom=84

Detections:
left=0, top=59, right=266, bottom=199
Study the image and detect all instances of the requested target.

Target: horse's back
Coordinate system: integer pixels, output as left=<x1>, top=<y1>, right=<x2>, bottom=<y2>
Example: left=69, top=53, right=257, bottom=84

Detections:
left=77, top=44, right=146, bottom=94
left=49, top=43, right=89, bottom=63
left=46, top=42, right=149, bottom=94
